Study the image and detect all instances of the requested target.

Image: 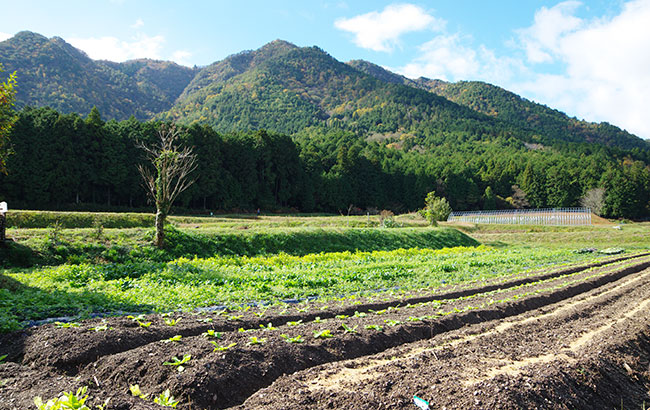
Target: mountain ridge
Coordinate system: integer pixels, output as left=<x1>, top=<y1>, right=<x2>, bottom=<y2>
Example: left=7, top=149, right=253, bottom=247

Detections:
left=0, top=31, right=197, bottom=120
left=0, top=31, right=647, bottom=151
left=348, top=59, right=648, bottom=150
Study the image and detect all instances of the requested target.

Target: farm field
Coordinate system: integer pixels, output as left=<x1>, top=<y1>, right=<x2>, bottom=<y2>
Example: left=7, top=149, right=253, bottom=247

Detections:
left=0, top=212, right=649, bottom=409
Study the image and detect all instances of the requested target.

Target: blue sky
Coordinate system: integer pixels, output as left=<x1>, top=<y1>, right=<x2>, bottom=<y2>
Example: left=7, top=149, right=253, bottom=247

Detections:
left=2, top=0, right=649, bottom=139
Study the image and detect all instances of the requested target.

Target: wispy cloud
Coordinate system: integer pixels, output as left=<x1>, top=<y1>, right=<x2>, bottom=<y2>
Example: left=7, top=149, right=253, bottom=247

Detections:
left=335, top=4, right=444, bottom=52
left=68, top=33, right=165, bottom=62
left=131, top=18, right=144, bottom=29
left=516, top=1, right=583, bottom=63
left=172, top=50, right=193, bottom=66
left=396, top=33, right=525, bottom=84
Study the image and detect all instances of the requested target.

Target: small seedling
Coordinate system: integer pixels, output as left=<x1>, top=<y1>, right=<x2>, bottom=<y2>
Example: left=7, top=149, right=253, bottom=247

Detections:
left=162, top=335, right=182, bottom=343
left=34, top=386, right=89, bottom=410
left=280, top=334, right=304, bottom=343
left=54, top=321, right=80, bottom=329
left=90, top=323, right=113, bottom=332
left=340, top=323, right=358, bottom=334
left=137, top=320, right=152, bottom=328
left=164, top=318, right=181, bottom=326
left=129, top=384, right=149, bottom=399
left=127, top=314, right=146, bottom=322
left=227, top=315, right=242, bottom=321
left=365, top=324, right=383, bottom=332
left=202, top=329, right=223, bottom=338
left=212, top=342, right=237, bottom=352
left=154, top=389, right=179, bottom=408
left=384, top=319, right=402, bottom=327
left=163, top=354, right=191, bottom=372
left=313, top=316, right=326, bottom=323
left=286, top=320, right=303, bottom=327
left=247, top=336, right=267, bottom=346
left=353, top=311, right=367, bottom=318
left=313, top=329, right=333, bottom=339
left=259, top=322, right=277, bottom=331
left=0, top=354, right=6, bottom=363
left=196, top=317, right=213, bottom=323
left=335, top=314, right=348, bottom=319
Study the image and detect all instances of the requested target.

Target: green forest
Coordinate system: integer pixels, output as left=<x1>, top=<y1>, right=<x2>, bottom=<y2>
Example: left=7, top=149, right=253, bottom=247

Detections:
left=0, top=106, right=648, bottom=219
left=1, top=34, right=649, bottom=220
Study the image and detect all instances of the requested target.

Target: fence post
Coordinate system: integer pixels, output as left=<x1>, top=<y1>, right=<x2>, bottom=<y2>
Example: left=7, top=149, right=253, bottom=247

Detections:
left=0, top=202, right=6, bottom=243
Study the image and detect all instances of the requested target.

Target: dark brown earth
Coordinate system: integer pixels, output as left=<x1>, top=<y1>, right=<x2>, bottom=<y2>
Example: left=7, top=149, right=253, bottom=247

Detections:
left=1, top=253, right=649, bottom=409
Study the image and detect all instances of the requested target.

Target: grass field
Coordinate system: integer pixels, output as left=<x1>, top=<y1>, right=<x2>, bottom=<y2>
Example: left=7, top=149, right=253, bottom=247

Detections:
left=1, top=211, right=648, bottom=333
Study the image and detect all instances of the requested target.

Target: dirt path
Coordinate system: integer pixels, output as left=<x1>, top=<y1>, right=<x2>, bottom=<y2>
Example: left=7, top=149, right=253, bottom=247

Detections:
left=1, top=254, right=650, bottom=409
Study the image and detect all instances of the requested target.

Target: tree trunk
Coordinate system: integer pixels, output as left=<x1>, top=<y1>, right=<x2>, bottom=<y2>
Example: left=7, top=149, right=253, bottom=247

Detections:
left=154, top=211, right=166, bottom=248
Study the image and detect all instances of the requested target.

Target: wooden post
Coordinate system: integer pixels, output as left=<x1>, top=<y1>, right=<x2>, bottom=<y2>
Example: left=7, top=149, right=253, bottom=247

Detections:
left=0, top=201, right=6, bottom=243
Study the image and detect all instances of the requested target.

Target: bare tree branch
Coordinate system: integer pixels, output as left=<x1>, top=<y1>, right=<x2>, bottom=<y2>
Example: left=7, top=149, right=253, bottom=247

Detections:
left=137, top=124, right=197, bottom=248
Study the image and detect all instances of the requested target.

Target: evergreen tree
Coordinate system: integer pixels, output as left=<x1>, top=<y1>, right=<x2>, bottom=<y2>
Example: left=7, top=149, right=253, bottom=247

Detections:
left=483, top=186, right=496, bottom=210
left=0, top=64, right=17, bottom=175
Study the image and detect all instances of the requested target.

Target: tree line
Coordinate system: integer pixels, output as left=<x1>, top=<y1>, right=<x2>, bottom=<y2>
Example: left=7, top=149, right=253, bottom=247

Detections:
left=0, top=106, right=648, bottom=219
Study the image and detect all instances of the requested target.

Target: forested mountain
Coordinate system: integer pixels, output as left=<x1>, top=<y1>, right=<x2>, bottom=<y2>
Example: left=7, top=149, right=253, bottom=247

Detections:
left=349, top=59, right=648, bottom=151
left=0, top=31, right=196, bottom=119
left=165, top=44, right=533, bottom=145
left=1, top=32, right=647, bottom=151
left=1, top=34, right=649, bottom=218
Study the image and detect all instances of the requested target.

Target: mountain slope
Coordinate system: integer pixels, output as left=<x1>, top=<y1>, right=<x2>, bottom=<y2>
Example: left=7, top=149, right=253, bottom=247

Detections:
left=164, top=44, right=520, bottom=144
left=349, top=59, right=648, bottom=150
left=0, top=31, right=196, bottom=119
left=0, top=32, right=646, bottom=151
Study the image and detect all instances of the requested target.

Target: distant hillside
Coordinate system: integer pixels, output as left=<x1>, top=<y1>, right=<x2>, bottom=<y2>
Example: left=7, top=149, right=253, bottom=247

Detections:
left=0, top=32, right=647, bottom=151
left=0, top=31, right=196, bottom=119
left=349, top=59, right=648, bottom=150
left=164, top=44, right=523, bottom=146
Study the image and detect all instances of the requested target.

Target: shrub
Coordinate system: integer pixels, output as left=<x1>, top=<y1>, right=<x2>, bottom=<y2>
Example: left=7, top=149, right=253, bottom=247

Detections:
left=422, top=191, right=452, bottom=225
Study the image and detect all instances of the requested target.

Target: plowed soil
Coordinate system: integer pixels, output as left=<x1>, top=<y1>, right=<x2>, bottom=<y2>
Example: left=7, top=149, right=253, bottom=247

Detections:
left=2, top=253, right=650, bottom=409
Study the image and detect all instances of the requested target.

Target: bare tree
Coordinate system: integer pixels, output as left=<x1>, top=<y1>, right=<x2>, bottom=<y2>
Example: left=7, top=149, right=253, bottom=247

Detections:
left=580, top=187, right=605, bottom=216
left=138, top=125, right=197, bottom=248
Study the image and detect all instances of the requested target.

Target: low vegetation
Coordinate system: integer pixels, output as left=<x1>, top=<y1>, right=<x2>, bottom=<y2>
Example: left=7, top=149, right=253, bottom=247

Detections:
left=1, top=211, right=648, bottom=334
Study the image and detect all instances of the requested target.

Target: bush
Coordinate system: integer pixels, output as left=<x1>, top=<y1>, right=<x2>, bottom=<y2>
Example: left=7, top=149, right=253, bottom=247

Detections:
left=422, top=192, right=453, bottom=225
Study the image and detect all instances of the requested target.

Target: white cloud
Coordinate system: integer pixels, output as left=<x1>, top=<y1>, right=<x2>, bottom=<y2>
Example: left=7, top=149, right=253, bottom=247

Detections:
left=517, top=1, right=583, bottom=63
left=514, top=0, right=650, bottom=139
left=393, top=0, right=650, bottom=139
left=397, top=34, right=525, bottom=84
left=68, top=34, right=165, bottom=62
left=131, top=18, right=144, bottom=29
left=335, top=4, right=444, bottom=52
left=172, top=50, right=193, bottom=67
left=400, top=34, right=478, bottom=81
left=0, top=32, right=11, bottom=42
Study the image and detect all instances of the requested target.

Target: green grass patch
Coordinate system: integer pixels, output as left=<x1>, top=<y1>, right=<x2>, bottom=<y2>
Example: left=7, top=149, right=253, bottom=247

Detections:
left=6, top=210, right=157, bottom=229
left=0, top=245, right=604, bottom=332
left=1, top=225, right=477, bottom=268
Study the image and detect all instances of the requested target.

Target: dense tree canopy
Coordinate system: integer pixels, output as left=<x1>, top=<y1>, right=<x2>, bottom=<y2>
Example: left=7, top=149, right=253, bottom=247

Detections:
left=0, top=63, right=17, bottom=174
left=0, top=106, right=648, bottom=220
